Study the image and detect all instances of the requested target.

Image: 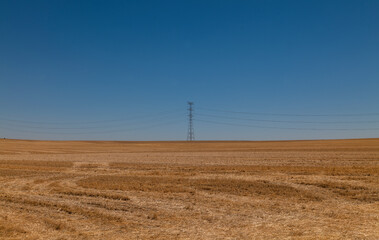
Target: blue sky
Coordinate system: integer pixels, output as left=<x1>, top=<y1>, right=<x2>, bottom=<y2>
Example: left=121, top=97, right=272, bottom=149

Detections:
left=1, top=0, right=378, bottom=140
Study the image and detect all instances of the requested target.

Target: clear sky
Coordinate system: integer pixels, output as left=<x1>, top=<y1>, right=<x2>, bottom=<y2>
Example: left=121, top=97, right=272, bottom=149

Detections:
left=1, top=0, right=378, bottom=140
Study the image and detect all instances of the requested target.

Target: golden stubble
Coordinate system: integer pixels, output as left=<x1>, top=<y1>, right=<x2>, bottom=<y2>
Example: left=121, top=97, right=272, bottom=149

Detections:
left=0, top=139, right=378, bottom=239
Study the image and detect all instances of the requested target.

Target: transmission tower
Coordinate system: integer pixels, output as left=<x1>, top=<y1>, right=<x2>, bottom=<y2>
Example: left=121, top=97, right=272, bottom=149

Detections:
left=187, top=102, right=195, bottom=141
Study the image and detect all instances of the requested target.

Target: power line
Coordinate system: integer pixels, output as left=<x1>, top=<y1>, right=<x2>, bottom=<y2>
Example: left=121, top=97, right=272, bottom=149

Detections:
left=198, top=107, right=379, bottom=117
left=196, top=119, right=379, bottom=131
left=0, top=109, right=184, bottom=125
left=196, top=113, right=379, bottom=124
left=0, top=114, right=186, bottom=130
left=0, top=119, right=183, bottom=135
left=2, top=104, right=378, bottom=139
left=0, top=108, right=187, bottom=138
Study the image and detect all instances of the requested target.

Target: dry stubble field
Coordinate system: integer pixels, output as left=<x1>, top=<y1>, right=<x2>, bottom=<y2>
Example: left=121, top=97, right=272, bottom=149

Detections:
left=0, top=139, right=378, bottom=239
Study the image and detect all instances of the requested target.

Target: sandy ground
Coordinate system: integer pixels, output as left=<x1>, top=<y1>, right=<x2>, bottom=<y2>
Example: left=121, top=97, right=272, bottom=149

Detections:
left=0, top=138, right=378, bottom=239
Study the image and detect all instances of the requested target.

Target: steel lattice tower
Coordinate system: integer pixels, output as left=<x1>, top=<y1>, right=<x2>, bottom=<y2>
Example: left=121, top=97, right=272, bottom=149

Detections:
left=187, top=102, right=195, bottom=141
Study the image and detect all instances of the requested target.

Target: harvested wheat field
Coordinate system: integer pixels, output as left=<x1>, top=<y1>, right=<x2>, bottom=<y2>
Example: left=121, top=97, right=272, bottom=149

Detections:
left=0, top=138, right=378, bottom=239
